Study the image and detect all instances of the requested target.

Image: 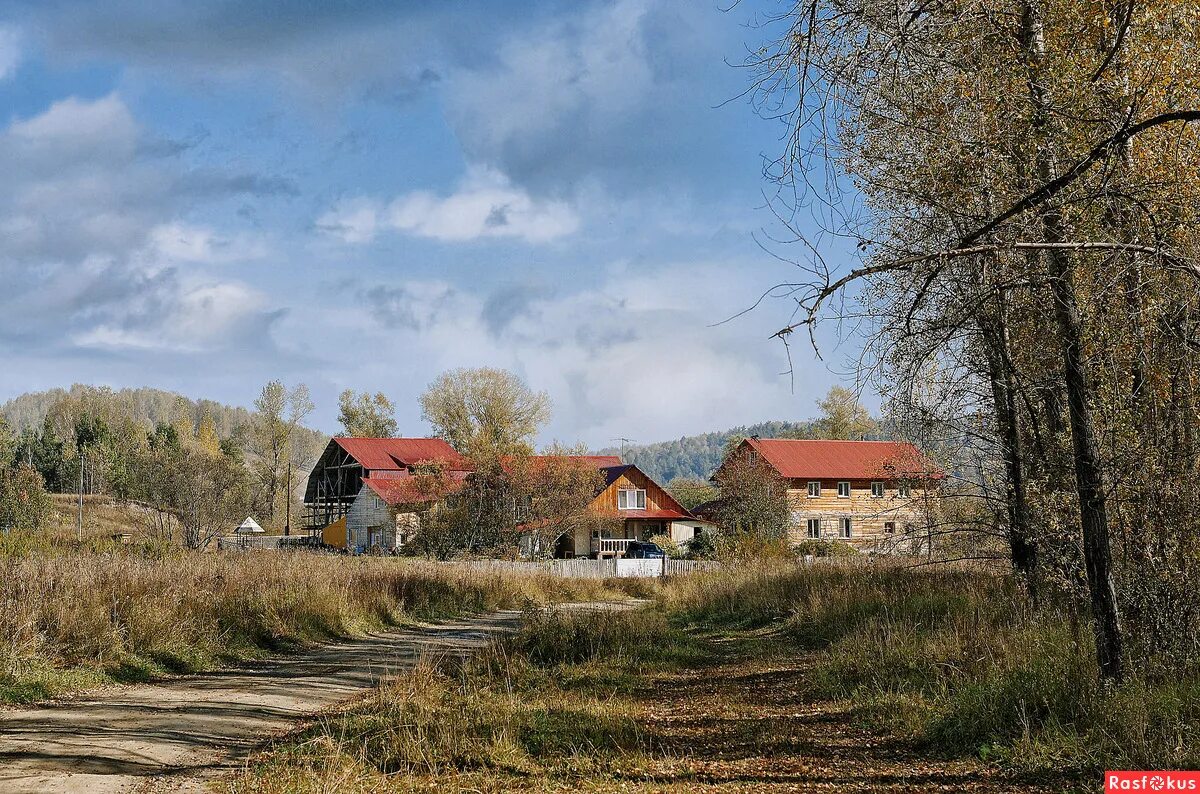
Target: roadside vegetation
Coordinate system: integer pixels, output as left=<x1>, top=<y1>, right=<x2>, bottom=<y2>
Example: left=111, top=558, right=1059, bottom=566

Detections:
left=665, top=565, right=1200, bottom=774
left=0, top=548, right=629, bottom=705
left=224, top=564, right=1199, bottom=792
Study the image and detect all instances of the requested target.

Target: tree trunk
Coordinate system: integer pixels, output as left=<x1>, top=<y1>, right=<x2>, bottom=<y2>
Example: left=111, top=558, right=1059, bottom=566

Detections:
left=980, top=312, right=1038, bottom=588
left=1021, top=0, right=1124, bottom=682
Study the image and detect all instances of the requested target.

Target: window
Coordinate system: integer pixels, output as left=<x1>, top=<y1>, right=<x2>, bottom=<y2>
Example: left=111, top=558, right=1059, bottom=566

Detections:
left=884, top=521, right=896, bottom=534
left=871, top=481, right=884, bottom=498
left=807, top=518, right=821, bottom=538
left=807, top=481, right=821, bottom=498
left=617, top=489, right=646, bottom=510
left=840, top=517, right=852, bottom=538
left=837, top=481, right=851, bottom=498
left=897, top=483, right=911, bottom=498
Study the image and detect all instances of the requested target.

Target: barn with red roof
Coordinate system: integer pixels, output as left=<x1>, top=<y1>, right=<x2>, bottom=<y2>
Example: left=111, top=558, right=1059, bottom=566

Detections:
left=303, top=437, right=468, bottom=550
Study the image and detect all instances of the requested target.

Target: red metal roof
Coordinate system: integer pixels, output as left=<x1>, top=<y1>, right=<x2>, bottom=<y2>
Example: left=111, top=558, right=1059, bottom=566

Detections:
left=332, top=437, right=464, bottom=472
left=362, top=472, right=468, bottom=506
left=743, top=438, right=941, bottom=480
left=501, top=454, right=623, bottom=472
left=612, top=508, right=693, bottom=521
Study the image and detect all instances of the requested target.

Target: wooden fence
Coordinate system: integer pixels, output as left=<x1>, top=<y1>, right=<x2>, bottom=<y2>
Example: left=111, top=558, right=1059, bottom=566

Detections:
left=448, top=558, right=721, bottom=579
left=215, top=535, right=314, bottom=551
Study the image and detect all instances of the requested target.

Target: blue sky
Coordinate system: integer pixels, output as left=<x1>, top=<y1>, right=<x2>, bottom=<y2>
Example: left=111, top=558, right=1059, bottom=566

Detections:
left=0, top=0, right=860, bottom=446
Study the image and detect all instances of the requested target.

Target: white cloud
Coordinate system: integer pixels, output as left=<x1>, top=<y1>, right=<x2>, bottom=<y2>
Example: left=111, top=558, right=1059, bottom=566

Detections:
left=0, top=26, right=21, bottom=81
left=145, top=222, right=269, bottom=265
left=0, top=94, right=288, bottom=359
left=319, top=169, right=579, bottom=244
left=309, top=261, right=819, bottom=447
left=74, top=281, right=270, bottom=353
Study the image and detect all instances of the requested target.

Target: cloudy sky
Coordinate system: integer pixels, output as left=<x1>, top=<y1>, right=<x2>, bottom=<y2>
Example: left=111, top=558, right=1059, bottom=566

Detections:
left=0, top=0, right=859, bottom=446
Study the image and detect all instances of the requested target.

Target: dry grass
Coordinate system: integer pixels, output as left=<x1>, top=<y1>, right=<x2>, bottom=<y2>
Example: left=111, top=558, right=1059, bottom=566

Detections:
left=225, top=608, right=693, bottom=794
left=658, top=563, right=1200, bottom=774
left=226, top=564, right=1198, bottom=791
left=0, top=549, right=627, bottom=704
left=43, top=494, right=170, bottom=543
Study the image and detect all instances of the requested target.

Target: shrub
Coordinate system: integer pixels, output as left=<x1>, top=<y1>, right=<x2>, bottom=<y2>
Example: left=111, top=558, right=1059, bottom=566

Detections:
left=647, top=533, right=684, bottom=559
left=791, top=539, right=859, bottom=558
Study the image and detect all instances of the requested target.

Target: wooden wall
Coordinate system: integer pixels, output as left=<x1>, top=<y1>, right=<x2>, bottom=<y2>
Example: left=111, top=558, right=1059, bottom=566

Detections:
left=589, top=468, right=682, bottom=514
left=347, top=487, right=396, bottom=549
left=784, top=478, right=930, bottom=546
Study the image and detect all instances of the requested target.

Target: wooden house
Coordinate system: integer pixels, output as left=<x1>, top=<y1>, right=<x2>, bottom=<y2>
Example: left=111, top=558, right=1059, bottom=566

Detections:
left=718, top=437, right=941, bottom=551
left=553, top=462, right=709, bottom=558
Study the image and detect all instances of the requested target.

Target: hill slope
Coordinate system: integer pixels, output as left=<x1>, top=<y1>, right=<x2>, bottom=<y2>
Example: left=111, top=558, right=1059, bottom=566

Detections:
left=597, top=420, right=819, bottom=482
left=0, top=384, right=327, bottom=452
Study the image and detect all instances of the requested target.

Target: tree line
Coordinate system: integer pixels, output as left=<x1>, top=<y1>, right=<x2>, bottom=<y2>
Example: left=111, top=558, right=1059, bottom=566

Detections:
left=0, top=381, right=318, bottom=546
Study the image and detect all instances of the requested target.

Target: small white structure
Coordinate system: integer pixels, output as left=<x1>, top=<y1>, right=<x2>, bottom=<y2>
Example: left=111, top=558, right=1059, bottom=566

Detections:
left=234, top=517, right=265, bottom=535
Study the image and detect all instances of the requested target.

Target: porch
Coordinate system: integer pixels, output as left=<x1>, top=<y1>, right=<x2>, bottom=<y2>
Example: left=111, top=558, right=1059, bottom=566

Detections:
left=589, top=519, right=669, bottom=558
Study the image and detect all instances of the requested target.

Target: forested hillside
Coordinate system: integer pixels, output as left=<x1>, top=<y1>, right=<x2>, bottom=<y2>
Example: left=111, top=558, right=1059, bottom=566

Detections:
left=0, top=382, right=329, bottom=541
left=598, top=420, right=819, bottom=481
left=8, top=385, right=250, bottom=438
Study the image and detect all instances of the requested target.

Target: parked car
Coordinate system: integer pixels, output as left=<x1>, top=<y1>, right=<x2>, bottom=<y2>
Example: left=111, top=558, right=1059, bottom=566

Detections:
left=623, top=540, right=666, bottom=559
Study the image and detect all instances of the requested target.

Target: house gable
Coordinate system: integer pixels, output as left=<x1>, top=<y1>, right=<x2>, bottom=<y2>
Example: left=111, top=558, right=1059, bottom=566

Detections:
left=591, top=465, right=692, bottom=519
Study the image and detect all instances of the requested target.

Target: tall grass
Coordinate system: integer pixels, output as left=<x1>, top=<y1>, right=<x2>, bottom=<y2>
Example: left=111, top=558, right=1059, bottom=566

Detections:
left=660, top=563, right=1200, bottom=773
left=0, top=549, right=624, bottom=703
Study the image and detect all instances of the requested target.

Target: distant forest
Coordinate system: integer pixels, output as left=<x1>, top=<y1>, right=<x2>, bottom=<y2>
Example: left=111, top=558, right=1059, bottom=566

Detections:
left=0, top=385, right=328, bottom=453
left=597, top=420, right=821, bottom=482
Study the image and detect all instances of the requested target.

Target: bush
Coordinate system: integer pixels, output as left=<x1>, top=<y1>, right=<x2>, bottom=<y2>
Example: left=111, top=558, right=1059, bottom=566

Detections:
left=714, top=532, right=794, bottom=563
left=791, top=539, right=859, bottom=558
left=647, top=533, right=684, bottom=559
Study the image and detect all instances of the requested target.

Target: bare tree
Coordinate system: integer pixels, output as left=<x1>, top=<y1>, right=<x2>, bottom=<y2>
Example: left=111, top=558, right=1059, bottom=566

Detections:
left=743, top=0, right=1200, bottom=681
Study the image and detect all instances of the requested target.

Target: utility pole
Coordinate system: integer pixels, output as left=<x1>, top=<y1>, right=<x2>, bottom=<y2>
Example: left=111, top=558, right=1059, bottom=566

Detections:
left=77, top=448, right=84, bottom=544
left=284, top=460, right=291, bottom=536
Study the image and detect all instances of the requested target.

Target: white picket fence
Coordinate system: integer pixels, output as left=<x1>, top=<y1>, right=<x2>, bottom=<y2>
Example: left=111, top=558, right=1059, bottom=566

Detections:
left=449, top=558, right=720, bottom=579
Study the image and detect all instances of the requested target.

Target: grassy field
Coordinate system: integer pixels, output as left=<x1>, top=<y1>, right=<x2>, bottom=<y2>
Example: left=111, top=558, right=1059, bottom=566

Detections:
left=222, top=564, right=1199, bottom=792
left=44, top=493, right=168, bottom=543
left=0, top=546, right=631, bottom=704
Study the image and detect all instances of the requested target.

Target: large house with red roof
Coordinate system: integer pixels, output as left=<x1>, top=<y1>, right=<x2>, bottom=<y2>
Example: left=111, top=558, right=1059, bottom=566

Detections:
left=718, top=437, right=940, bottom=549
left=303, top=437, right=708, bottom=556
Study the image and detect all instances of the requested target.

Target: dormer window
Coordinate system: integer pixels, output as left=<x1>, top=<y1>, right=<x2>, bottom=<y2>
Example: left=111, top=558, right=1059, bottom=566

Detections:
left=617, top=489, right=646, bottom=510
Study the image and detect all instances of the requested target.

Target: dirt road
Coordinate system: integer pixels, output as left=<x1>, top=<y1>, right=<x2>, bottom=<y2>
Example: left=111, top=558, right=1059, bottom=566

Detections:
left=0, top=611, right=525, bottom=794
